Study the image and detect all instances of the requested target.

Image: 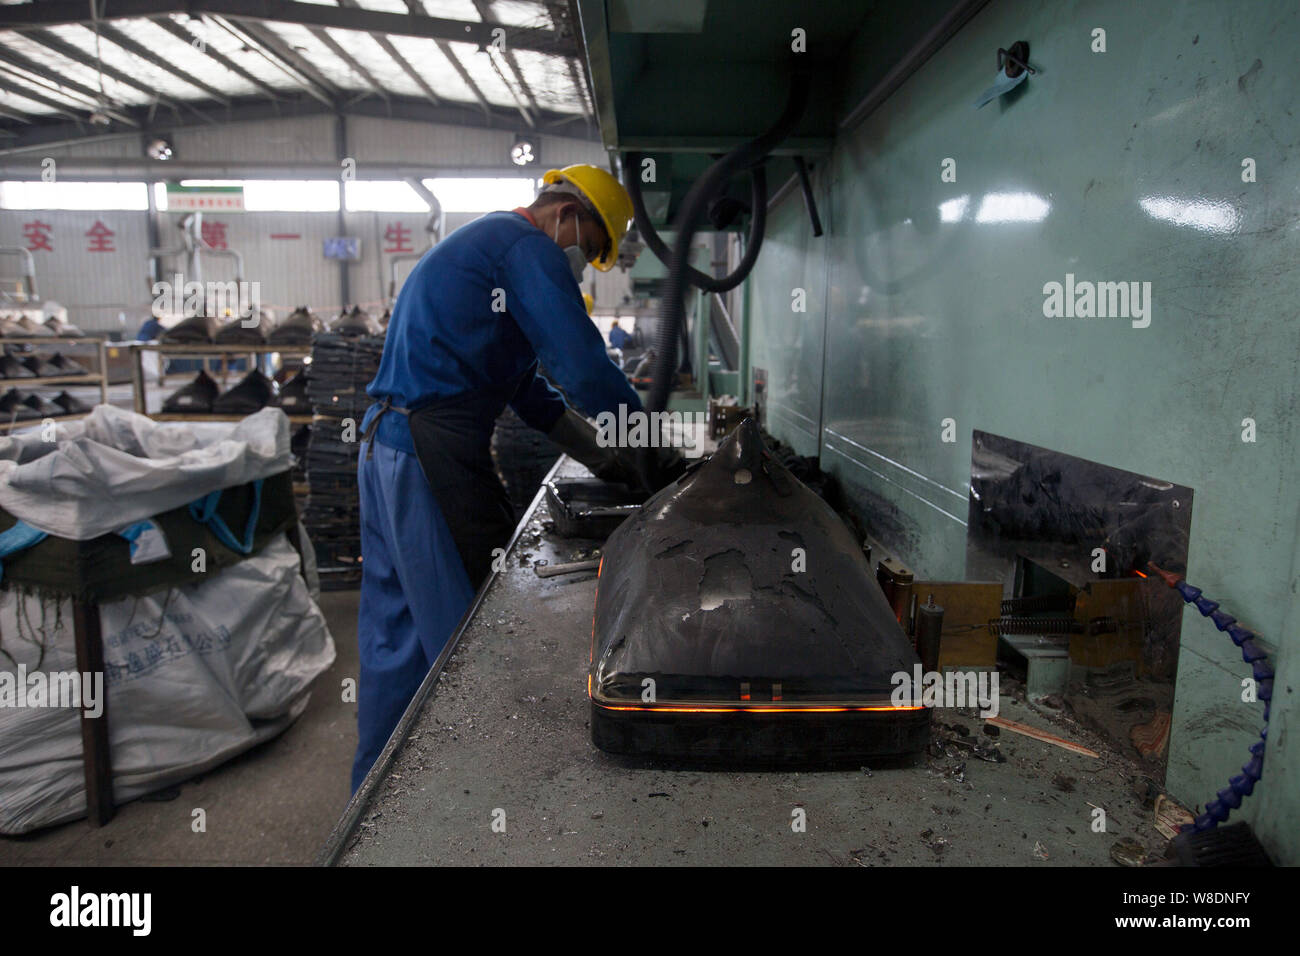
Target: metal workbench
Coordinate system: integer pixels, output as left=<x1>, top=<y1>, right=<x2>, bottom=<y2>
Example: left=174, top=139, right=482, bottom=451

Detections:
left=321, top=458, right=1160, bottom=867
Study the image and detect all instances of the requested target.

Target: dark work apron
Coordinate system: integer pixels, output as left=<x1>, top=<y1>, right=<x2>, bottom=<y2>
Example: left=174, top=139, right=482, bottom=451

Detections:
left=362, top=367, right=529, bottom=588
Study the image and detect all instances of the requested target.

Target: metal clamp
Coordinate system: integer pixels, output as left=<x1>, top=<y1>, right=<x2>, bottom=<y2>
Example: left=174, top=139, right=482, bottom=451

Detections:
left=998, top=41, right=1034, bottom=77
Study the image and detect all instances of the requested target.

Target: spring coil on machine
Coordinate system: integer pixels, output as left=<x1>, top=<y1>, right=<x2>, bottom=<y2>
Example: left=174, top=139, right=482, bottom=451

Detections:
left=988, top=616, right=1083, bottom=636
left=1000, top=594, right=1077, bottom=616
left=988, top=615, right=1121, bottom=636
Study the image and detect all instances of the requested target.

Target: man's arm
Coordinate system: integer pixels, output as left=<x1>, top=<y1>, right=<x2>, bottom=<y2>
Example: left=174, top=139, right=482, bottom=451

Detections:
left=497, top=234, right=643, bottom=420
left=508, top=361, right=567, bottom=432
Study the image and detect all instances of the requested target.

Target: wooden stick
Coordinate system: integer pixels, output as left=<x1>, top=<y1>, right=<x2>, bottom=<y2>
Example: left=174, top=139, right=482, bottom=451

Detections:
left=985, top=716, right=1100, bottom=758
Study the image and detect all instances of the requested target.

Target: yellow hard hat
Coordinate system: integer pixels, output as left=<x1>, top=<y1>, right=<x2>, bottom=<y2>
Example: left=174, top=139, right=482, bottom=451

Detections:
left=542, top=164, right=633, bottom=272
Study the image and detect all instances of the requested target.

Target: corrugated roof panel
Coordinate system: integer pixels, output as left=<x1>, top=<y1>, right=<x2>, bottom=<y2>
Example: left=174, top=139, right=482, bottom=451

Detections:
left=350, top=57, right=424, bottom=100
left=322, top=26, right=409, bottom=94
left=0, top=30, right=154, bottom=109
left=351, top=0, right=413, bottom=14
left=46, top=23, right=199, bottom=104
left=0, top=5, right=588, bottom=125
left=262, top=21, right=370, bottom=92
left=0, top=88, right=61, bottom=118
left=401, top=0, right=482, bottom=21
left=487, top=1, right=557, bottom=29
left=385, top=35, right=483, bottom=107
left=110, top=19, right=264, bottom=99
left=448, top=40, right=532, bottom=110
left=172, top=14, right=298, bottom=92
left=0, top=71, right=79, bottom=117
left=509, top=49, right=583, bottom=113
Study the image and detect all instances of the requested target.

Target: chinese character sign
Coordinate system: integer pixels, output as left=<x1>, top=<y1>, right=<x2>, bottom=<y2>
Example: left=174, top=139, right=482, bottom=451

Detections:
left=201, top=220, right=228, bottom=250
left=383, top=222, right=413, bottom=254
left=85, top=220, right=115, bottom=253
left=166, top=185, right=244, bottom=212
left=23, top=220, right=53, bottom=252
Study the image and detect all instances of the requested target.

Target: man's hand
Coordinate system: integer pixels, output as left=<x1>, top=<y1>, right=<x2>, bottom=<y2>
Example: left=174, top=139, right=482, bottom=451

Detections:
left=649, top=445, right=687, bottom=488
left=547, top=407, right=689, bottom=492
left=547, top=407, right=639, bottom=486
left=590, top=448, right=643, bottom=488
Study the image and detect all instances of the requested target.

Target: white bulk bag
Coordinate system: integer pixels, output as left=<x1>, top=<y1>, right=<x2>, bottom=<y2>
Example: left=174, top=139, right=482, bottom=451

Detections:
left=0, top=534, right=335, bottom=835
left=0, top=405, right=289, bottom=541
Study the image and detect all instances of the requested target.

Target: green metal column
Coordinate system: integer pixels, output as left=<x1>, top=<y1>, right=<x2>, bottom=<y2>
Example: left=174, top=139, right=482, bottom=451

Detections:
left=694, top=286, right=710, bottom=400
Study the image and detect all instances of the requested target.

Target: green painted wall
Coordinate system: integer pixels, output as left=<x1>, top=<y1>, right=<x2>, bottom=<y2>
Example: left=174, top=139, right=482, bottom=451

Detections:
left=745, top=0, right=1299, bottom=863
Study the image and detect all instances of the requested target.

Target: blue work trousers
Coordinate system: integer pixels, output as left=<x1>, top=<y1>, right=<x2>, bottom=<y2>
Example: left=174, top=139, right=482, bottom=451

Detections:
left=351, top=438, right=475, bottom=793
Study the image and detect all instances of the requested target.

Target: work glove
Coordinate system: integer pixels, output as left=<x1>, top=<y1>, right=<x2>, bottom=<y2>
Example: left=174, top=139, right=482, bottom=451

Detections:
left=625, top=443, right=690, bottom=494
left=650, top=445, right=688, bottom=487
left=546, top=407, right=642, bottom=487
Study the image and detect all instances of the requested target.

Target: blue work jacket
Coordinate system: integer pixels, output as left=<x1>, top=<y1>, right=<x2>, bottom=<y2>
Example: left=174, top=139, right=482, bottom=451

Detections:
left=363, top=208, right=643, bottom=453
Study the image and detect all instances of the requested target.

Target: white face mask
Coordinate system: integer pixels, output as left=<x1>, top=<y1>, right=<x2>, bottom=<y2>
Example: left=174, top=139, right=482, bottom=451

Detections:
left=554, top=210, right=587, bottom=281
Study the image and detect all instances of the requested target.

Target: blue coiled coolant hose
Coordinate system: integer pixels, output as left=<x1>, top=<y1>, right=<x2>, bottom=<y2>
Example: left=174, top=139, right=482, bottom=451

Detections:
left=1149, top=563, right=1271, bottom=832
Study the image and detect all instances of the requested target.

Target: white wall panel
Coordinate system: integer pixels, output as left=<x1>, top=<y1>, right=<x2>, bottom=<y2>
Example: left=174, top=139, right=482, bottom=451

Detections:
left=0, top=208, right=150, bottom=333
left=172, top=115, right=338, bottom=166
left=1, top=178, right=632, bottom=333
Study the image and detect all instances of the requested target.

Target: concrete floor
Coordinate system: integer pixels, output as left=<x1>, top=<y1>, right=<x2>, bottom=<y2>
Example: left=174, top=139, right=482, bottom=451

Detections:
left=0, top=591, right=359, bottom=866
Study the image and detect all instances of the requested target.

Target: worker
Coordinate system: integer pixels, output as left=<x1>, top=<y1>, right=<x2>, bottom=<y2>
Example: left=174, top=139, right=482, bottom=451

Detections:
left=351, top=164, right=672, bottom=793
left=136, top=313, right=163, bottom=342
left=608, top=318, right=632, bottom=350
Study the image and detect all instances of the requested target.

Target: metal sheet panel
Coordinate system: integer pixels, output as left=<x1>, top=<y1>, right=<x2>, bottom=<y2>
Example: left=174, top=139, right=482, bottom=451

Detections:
left=350, top=115, right=507, bottom=166
left=0, top=207, right=148, bottom=332
left=193, top=210, right=347, bottom=316
left=25, top=135, right=141, bottom=161
left=349, top=115, right=604, bottom=169
left=173, top=115, right=336, bottom=164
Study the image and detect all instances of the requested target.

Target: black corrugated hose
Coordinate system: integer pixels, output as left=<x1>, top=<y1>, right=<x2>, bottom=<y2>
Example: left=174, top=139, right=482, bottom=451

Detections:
left=637, top=71, right=811, bottom=489
left=625, top=152, right=768, bottom=294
